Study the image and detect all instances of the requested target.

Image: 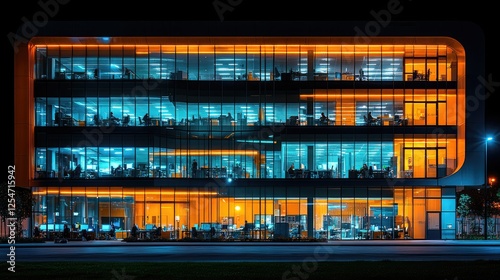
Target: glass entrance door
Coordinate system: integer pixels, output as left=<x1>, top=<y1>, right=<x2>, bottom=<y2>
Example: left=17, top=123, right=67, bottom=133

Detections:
left=426, top=211, right=441, bottom=240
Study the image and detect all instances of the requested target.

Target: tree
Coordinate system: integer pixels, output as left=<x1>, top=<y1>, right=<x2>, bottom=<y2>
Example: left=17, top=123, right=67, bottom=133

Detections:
left=0, top=182, right=34, bottom=238
left=456, top=186, right=500, bottom=238
left=456, top=193, right=471, bottom=238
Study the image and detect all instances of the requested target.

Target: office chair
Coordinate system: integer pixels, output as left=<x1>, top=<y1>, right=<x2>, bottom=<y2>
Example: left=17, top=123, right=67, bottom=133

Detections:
left=394, top=115, right=401, bottom=126
left=122, top=115, right=130, bottom=127
left=55, top=112, right=63, bottom=126
left=93, top=114, right=102, bottom=126
left=274, top=67, right=281, bottom=80
left=138, top=116, right=144, bottom=126
left=364, top=115, right=376, bottom=126
left=368, top=167, right=374, bottom=178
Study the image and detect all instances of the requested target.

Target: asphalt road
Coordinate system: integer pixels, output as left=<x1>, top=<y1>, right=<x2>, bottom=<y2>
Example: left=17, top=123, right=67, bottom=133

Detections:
left=4, top=240, right=500, bottom=262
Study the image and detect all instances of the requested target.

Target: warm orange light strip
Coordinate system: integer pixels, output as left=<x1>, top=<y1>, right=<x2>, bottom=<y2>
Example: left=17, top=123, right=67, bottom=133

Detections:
left=158, top=51, right=406, bottom=55
left=394, top=138, right=453, bottom=145
left=33, top=190, right=218, bottom=196
left=152, top=149, right=259, bottom=157
left=300, top=93, right=456, bottom=99
left=39, top=44, right=414, bottom=55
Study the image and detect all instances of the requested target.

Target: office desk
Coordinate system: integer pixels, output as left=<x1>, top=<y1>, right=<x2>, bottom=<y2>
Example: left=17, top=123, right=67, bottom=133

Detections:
left=357, top=229, right=371, bottom=239
left=136, top=229, right=160, bottom=239
left=317, top=170, right=333, bottom=178
left=342, top=73, right=355, bottom=80
left=59, top=116, right=77, bottom=126
left=200, top=167, right=227, bottom=178
left=291, top=170, right=332, bottom=179
left=377, top=116, right=394, bottom=126
left=385, top=228, right=404, bottom=239
left=290, top=169, right=304, bottom=178
left=102, top=119, right=121, bottom=126
left=372, top=170, right=387, bottom=178
left=402, top=170, right=413, bottom=178
left=317, top=120, right=335, bottom=126
left=313, top=73, right=328, bottom=80
left=149, top=118, right=161, bottom=126
left=330, top=229, right=341, bottom=240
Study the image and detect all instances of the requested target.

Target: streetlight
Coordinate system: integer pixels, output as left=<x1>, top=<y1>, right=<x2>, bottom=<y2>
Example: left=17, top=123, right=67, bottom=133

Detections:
left=484, top=136, right=493, bottom=240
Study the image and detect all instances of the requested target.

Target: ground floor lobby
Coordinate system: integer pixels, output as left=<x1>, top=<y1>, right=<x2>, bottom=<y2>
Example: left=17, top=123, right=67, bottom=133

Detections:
left=26, top=184, right=460, bottom=240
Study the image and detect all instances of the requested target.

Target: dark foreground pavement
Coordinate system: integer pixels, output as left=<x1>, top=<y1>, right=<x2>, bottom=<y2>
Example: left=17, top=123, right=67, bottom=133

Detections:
left=3, top=240, right=500, bottom=262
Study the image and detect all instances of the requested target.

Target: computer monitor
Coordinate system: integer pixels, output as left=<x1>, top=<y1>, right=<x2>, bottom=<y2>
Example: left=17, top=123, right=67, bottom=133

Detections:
left=101, top=224, right=111, bottom=232
left=80, top=224, right=89, bottom=231
left=201, top=223, right=212, bottom=231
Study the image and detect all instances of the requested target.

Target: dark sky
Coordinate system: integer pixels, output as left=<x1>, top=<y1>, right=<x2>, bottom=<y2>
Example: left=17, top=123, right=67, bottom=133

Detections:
left=2, top=1, right=499, bottom=183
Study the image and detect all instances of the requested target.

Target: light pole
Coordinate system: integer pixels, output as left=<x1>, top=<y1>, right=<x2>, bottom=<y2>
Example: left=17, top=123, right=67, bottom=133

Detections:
left=484, top=136, right=493, bottom=240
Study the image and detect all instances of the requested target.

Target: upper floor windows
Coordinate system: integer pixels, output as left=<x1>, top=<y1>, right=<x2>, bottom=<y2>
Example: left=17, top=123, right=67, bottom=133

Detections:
left=34, top=44, right=457, bottom=82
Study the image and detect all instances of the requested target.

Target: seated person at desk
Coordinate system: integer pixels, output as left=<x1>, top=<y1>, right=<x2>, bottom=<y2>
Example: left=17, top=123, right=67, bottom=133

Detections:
left=288, top=163, right=295, bottom=178
left=319, top=112, right=330, bottom=125
left=55, top=110, right=75, bottom=126
left=109, top=112, right=120, bottom=125
left=72, top=164, right=82, bottom=179
left=297, top=163, right=306, bottom=178
left=366, top=112, right=377, bottom=125
left=55, top=110, right=63, bottom=126
left=93, top=114, right=102, bottom=126
left=218, top=112, right=234, bottom=125
left=131, top=224, right=139, bottom=238
left=143, top=113, right=151, bottom=126
left=393, top=115, right=402, bottom=126
left=122, top=115, right=130, bottom=127
left=109, top=224, right=116, bottom=240
left=359, top=163, right=369, bottom=178
left=112, top=165, right=123, bottom=176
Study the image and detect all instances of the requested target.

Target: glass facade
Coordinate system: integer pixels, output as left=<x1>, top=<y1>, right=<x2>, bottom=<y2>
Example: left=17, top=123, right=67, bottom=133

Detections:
left=34, top=43, right=460, bottom=180
left=23, top=34, right=467, bottom=240
left=32, top=185, right=443, bottom=240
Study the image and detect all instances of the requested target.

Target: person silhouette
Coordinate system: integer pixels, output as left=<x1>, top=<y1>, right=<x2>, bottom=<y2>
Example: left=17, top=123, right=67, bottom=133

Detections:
left=109, top=223, right=116, bottom=240
left=33, top=226, right=41, bottom=238
left=109, top=112, right=120, bottom=125
left=191, top=159, right=198, bottom=178
left=143, top=113, right=151, bottom=126
left=210, top=226, right=216, bottom=239
left=320, top=112, right=329, bottom=124
left=367, top=112, right=375, bottom=125
left=73, top=164, right=82, bottom=179
left=131, top=224, right=139, bottom=238
left=63, top=224, right=70, bottom=238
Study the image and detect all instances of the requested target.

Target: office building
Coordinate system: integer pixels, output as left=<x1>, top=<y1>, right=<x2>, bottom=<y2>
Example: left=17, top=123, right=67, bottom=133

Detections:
left=12, top=21, right=487, bottom=240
